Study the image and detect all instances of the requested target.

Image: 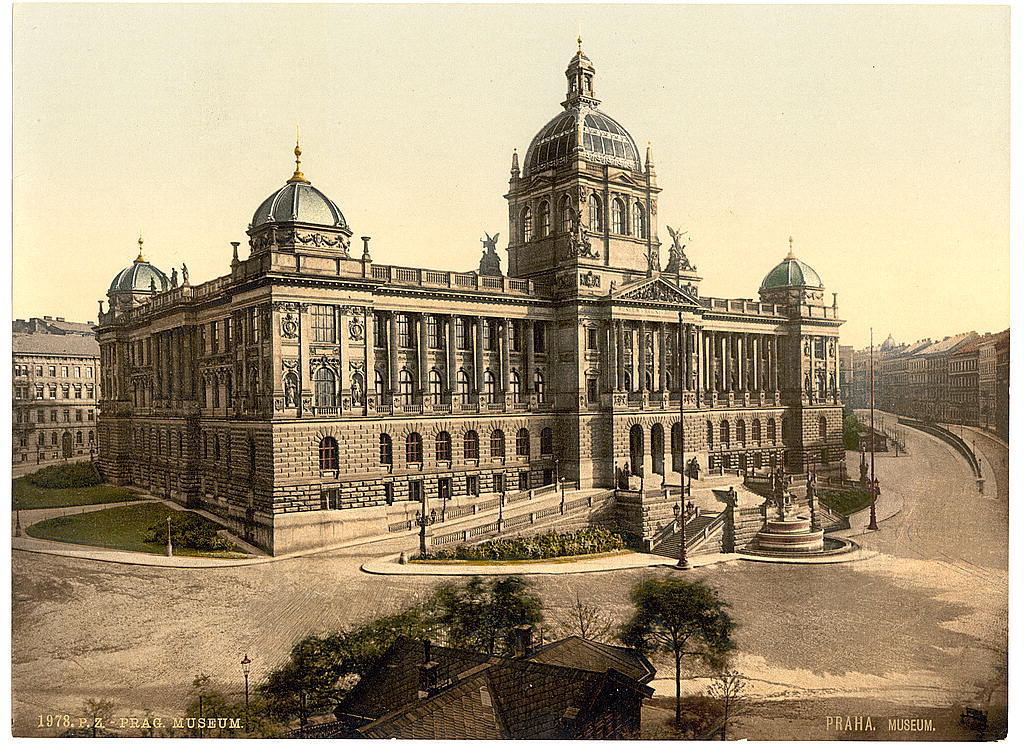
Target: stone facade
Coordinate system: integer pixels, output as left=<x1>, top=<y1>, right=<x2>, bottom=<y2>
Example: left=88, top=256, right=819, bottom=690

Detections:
left=12, top=322, right=100, bottom=468
left=95, top=47, right=845, bottom=554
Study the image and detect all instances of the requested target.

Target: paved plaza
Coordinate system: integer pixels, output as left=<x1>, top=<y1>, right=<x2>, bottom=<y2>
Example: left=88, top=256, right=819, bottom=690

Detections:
left=11, top=421, right=1007, bottom=739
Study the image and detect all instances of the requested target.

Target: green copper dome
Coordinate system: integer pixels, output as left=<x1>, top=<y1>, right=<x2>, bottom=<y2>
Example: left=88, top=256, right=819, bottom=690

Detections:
left=250, top=142, right=349, bottom=231
left=760, top=252, right=823, bottom=290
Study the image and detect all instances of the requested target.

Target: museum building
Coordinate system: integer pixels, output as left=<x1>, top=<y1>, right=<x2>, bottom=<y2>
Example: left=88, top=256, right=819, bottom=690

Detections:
left=95, top=46, right=845, bottom=554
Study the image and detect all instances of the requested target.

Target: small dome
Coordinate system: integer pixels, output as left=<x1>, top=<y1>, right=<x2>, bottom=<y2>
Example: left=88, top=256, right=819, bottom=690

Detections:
left=251, top=180, right=349, bottom=230
left=760, top=250, right=823, bottom=290
left=251, top=142, right=349, bottom=230
left=108, top=255, right=171, bottom=294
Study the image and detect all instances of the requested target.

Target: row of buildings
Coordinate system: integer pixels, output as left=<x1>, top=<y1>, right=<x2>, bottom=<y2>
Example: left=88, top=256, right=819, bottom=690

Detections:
left=12, top=316, right=101, bottom=468
left=840, top=328, right=1009, bottom=438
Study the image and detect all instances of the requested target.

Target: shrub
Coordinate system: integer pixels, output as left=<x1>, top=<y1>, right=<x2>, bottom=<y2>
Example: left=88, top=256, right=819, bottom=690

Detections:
left=819, top=487, right=872, bottom=516
left=414, top=527, right=625, bottom=561
left=144, top=511, right=229, bottom=552
left=25, top=461, right=102, bottom=489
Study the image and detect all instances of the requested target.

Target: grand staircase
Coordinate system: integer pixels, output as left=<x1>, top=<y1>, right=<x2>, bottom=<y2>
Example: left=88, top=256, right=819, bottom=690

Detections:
left=650, top=512, right=725, bottom=559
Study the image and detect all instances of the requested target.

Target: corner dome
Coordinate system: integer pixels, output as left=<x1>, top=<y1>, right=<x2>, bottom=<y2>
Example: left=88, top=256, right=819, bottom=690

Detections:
left=760, top=242, right=823, bottom=290
left=250, top=143, right=350, bottom=231
left=108, top=252, right=171, bottom=294
left=523, top=47, right=641, bottom=175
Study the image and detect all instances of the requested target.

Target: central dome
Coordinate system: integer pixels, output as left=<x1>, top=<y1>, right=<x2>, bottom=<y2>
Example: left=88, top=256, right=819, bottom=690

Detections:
left=523, top=48, right=642, bottom=175
left=250, top=143, right=349, bottom=231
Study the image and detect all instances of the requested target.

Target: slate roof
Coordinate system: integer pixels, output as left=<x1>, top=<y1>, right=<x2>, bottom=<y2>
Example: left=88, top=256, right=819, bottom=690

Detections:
left=339, top=637, right=654, bottom=740
left=917, top=332, right=978, bottom=357
left=13, top=333, right=99, bottom=357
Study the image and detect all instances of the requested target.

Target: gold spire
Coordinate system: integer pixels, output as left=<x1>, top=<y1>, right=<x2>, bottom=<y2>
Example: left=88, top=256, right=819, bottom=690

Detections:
left=288, top=128, right=308, bottom=183
left=135, top=232, right=145, bottom=263
left=577, top=32, right=583, bottom=54
left=786, top=235, right=796, bottom=259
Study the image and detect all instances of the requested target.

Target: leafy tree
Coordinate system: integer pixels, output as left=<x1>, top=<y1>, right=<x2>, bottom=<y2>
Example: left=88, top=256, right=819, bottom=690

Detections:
left=426, top=576, right=543, bottom=655
left=554, top=587, right=615, bottom=641
left=842, top=410, right=861, bottom=450
left=706, top=666, right=751, bottom=740
left=620, top=578, right=735, bottom=728
left=60, top=698, right=116, bottom=737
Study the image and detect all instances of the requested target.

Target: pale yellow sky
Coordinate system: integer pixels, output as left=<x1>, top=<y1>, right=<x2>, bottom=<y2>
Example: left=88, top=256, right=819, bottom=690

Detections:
left=13, top=3, right=1009, bottom=348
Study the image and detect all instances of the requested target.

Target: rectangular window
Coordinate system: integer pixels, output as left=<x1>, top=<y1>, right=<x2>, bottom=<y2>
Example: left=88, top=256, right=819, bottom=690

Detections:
left=383, top=482, right=394, bottom=505
left=49, top=386, right=57, bottom=399
left=534, top=323, right=545, bottom=353
left=50, top=410, right=57, bottom=422
left=542, top=468, right=554, bottom=486
left=486, top=320, right=499, bottom=351
left=511, top=321, right=522, bottom=352
left=397, top=314, right=412, bottom=348
left=586, top=328, right=598, bottom=350
left=466, top=475, right=479, bottom=496
left=61, top=366, right=68, bottom=378
left=74, top=386, right=82, bottom=399
left=408, top=479, right=424, bottom=502
left=455, top=317, right=469, bottom=350
left=492, top=473, right=505, bottom=494
left=374, top=313, right=387, bottom=347
left=48, top=366, right=56, bottom=377
left=210, top=322, right=219, bottom=353
left=438, top=477, right=452, bottom=499
left=35, top=386, right=44, bottom=399
left=87, top=385, right=94, bottom=399
left=75, top=366, right=81, bottom=378
left=518, top=471, right=530, bottom=491
left=224, top=317, right=232, bottom=350
left=587, top=377, right=599, bottom=404
left=63, top=409, right=70, bottom=422
left=37, top=410, right=44, bottom=423
left=35, top=365, right=42, bottom=377
left=320, top=488, right=341, bottom=510
left=311, top=305, right=337, bottom=343
left=76, top=410, right=83, bottom=422
left=88, top=409, right=94, bottom=421
left=62, top=385, right=70, bottom=399
left=427, top=316, right=442, bottom=350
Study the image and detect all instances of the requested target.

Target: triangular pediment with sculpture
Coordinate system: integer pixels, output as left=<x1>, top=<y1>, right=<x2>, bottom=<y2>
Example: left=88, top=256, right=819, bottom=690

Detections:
left=608, top=275, right=703, bottom=308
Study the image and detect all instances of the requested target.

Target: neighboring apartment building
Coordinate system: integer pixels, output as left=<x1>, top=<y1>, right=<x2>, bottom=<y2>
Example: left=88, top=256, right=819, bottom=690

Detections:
left=978, top=329, right=1010, bottom=438
left=12, top=322, right=100, bottom=467
left=95, top=46, right=846, bottom=555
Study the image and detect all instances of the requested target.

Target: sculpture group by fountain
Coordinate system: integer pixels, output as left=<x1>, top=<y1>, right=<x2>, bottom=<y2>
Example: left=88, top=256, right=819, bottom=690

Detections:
left=746, top=463, right=830, bottom=556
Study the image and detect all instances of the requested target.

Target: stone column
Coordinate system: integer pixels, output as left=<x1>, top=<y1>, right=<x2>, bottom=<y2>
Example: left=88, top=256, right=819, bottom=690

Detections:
left=337, top=307, right=349, bottom=404
left=387, top=311, right=399, bottom=394
left=616, top=321, right=626, bottom=391
left=771, top=336, right=779, bottom=393
left=608, top=321, right=618, bottom=394
left=499, top=318, right=510, bottom=394
left=473, top=317, right=484, bottom=396
left=658, top=323, right=668, bottom=392
left=638, top=321, right=648, bottom=392
left=417, top=313, right=428, bottom=400
left=445, top=315, right=457, bottom=399
left=524, top=320, right=534, bottom=394
left=364, top=308, right=375, bottom=415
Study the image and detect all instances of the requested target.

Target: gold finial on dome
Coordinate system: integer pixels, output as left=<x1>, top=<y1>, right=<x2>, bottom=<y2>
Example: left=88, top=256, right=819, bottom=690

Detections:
left=786, top=236, right=795, bottom=259
left=135, top=232, right=146, bottom=263
left=577, top=33, right=583, bottom=53
left=288, top=127, right=308, bottom=183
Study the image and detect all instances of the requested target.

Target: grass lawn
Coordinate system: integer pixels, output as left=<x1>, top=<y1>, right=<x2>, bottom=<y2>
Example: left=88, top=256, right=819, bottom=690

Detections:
left=13, top=477, right=141, bottom=510
left=25, top=502, right=249, bottom=558
left=819, top=488, right=873, bottom=516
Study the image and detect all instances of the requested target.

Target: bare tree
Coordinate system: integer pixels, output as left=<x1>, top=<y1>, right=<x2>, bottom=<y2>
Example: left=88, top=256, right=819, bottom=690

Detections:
left=706, top=667, right=751, bottom=740
left=554, top=587, right=616, bottom=641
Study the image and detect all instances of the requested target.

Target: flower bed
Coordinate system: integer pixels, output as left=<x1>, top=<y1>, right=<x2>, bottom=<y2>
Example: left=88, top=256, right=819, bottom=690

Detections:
left=413, top=527, right=626, bottom=562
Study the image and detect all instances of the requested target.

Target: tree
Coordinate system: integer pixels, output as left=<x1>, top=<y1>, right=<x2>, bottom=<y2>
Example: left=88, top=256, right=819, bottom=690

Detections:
left=59, top=698, right=116, bottom=737
left=554, top=587, right=615, bottom=641
left=706, top=667, right=751, bottom=740
left=427, top=576, right=543, bottom=655
left=620, top=577, right=735, bottom=728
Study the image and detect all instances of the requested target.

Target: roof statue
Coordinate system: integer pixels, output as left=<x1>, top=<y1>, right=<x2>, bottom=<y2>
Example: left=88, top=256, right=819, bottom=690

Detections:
left=170, top=268, right=178, bottom=288
left=664, top=226, right=696, bottom=274
left=181, top=263, right=189, bottom=285
left=478, top=232, right=503, bottom=276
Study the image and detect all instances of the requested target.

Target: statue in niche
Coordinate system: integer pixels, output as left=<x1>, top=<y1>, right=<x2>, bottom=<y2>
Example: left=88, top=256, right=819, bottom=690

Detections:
left=350, top=372, right=365, bottom=406
left=478, top=232, right=503, bottom=276
left=568, top=211, right=597, bottom=259
left=283, top=373, right=298, bottom=407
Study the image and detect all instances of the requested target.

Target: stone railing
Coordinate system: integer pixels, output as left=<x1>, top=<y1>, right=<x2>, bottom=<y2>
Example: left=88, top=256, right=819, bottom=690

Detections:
left=369, top=265, right=539, bottom=296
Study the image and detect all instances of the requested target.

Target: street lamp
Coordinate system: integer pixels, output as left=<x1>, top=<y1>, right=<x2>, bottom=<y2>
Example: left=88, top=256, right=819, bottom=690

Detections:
left=416, top=493, right=429, bottom=558
left=15, top=508, right=22, bottom=538
left=165, top=515, right=173, bottom=557
left=241, top=653, right=252, bottom=732
left=675, top=498, right=690, bottom=570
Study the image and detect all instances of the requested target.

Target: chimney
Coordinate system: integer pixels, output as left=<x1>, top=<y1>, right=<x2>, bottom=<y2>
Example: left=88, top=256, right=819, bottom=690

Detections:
left=417, top=640, right=439, bottom=699
left=513, top=624, right=534, bottom=658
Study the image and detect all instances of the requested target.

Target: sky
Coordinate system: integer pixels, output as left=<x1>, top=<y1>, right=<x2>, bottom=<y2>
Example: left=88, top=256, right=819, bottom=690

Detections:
left=12, top=3, right=1010, bottom=349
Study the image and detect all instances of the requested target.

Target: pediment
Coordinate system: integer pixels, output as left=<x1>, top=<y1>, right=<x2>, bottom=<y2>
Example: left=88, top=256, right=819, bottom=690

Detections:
left=610, top=276, right=703, bottom=307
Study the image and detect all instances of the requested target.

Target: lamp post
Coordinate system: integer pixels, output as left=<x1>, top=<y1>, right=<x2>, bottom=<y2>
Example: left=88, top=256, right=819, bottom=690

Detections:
left=416, top=492, right=428, bottom=558
left=15, top=508, right=22, bottom=538
left=675, top=311, right=691, bottom=570
left=867, top=328, right=879, bottom=530
left=166, top=515, right=173, bottom=557
left=241, top=653, right=251, bottom=732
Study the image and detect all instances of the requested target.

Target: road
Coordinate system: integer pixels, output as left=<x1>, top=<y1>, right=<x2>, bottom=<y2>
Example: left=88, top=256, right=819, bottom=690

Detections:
left=11, top=419, right=1007, bottom=739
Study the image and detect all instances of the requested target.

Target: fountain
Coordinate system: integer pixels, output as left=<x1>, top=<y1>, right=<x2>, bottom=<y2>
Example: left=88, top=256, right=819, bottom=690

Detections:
left=744, top=472, right=854, bottom=558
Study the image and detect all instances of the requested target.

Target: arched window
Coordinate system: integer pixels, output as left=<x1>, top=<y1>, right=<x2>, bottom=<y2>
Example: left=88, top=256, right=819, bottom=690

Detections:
left=483, top=370, right=497, bottom=402
left=319, top=436, right=339, bottom=471
left=510, top=370, right=522, bottom=401
left=534, top=370, right=545, bottom=403
left=428, top=369, right=443, bottom=400
left=633, top=202, right=647, bottom=239
left=521, top=206, right=533, bottom=242
left=538, top=201, right=550, bottom=237
left=379, top=433, right=393, bottom=465
left=706, top=420, right=715, bottom=449
left=398, top=369, right=414, bottom=405
left=374, top=369, right=385, bottom=397
left=491, top=429, right=506, bottom=459
left=623, top=370, right=633, bottom=393
left=767, top=418, right=777, bottom=442
left=516, top=428, right=530, bottom=457
left=457, top=369, right=472, bottom=404
left=211, top=374, right=220, bottom=408
left=781, top=418, right=790, bottom=441
left=559, top=195, right=573, bottom=233
left=719, top=420, right=730, bottom=446
left=819, top=415, right=828, bottom=439
left=464, top=430, right=480, bottom=460
left=406, top=432, right=423, bottom=464
left=612, top=198, right=626, bottom=234
left=314, top=368, right=336, bottom=407
left=752, top=418, right=762, bottom=444
left=225, top=372, right=233, bottom=407
left=588, top=194, right=603, bottom=232
left=76, top=431, right=83, bottom=444
left=436, top=431, right=452, bottom=462
left=540, top=427, right=553, bottom=455
left=737, top=419, right=747, bottom=445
